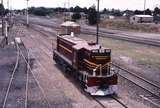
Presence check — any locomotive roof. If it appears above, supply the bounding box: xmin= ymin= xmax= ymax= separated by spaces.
xmin=58 ymin=35 xmax=104 ymax=51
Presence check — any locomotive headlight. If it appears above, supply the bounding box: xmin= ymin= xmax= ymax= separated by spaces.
xmin=111 ymin=68 xmax=115 ymax=71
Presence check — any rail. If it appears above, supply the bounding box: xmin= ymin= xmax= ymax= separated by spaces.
xmin=16 ymin=20 xmax=160 ymax=107
xmin=2 ymin=39 xmax=52 ymax=108
xmin=16 ymin=44 xmax=52 ymax=108
xmin=2 ymin=41 xmax=20 ymax=108
xmin=111 ymin=62 xmax=160 ymax=107
xmin=92 ymin=96 xmax=128 ymax=108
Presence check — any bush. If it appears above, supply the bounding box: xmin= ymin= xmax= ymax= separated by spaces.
xmin=33 ymin=7 xmax=49 ymax=16
xmin=0 ymin=4 xmax=5 ymax=15
xmin=72 ymin=12 xmax=81 ymax=21
xmin=88 ymin=7 xmax=97 ymax=25
xmin=28 ymin=7 xmax=54 ymax=16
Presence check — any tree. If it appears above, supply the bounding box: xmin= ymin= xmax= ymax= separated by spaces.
xmin=82 ymin=7 xmax=88 ymax=14
xmin=74 ymin=6 xmax=82 ymax=12
xmin=5 ymin=9 xmax=9 ymax=15
xmin=70 ymin=7 xmax=74 ymax=12
xmin=112 ymin=9 xmax=122 ymax=16
xmin=0 ymin=4 xmax=5 ymax=15
xmin=88 ymin=6 xmax=97 ymax=25
xmin=30 ymin=7 xmax=54 ymax=16
xmin=72 ymin=12 xmax=81 ymax=21
xmin=134 ymin=10 xmax=143 ymax=15
xmin=153 ymin=7 xmax=160 ymax=16
xmin=28 ymin=7 xmax=35 ymax=14
xmin=103 ymin=8 xmax=107 ymax=13
xmin=102 ymin=8 xmax=110 ymax=14
xmin=145 ymin=8 xmax=152 ymax=15
xmin=34 ymin=7 xmax=48 ymax=16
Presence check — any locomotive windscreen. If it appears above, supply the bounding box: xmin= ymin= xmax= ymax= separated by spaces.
xmin=91 ymin=49 xmax=111 ymax=56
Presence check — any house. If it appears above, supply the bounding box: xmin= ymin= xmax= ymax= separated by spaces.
xmin=101 ymin=14 xmax=115 ymax=19
xmin=60 ymin=21 xmax=81 ymax=34
xmin=130 ymin=15 xmax=153 ymax=24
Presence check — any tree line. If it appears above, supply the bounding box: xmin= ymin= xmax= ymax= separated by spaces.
xmin=26 ymin=6 xmax=160 ymax=24
xmin=0 ymin=4 xmax=10 ymax=16
xmin=1 ymin=4 xmax=160 ymax=25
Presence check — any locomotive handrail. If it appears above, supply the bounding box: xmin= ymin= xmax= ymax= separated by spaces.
xmin=82 ymin=58 xmax=114 ymax=76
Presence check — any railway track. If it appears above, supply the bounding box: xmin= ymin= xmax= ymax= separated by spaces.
xmin=17 ymin=18 xmax=160 ymax=47
xmin=31 ymin=24 xmax=160 ymax=108
xmin=17 ymin=43 xmax=52 ymax=108
xmin=92 ymin=96 xmax=128 ymax=108
xmin=81 ymin=28 xmax=160 ymax=47
xmin=33 ymin=22 xmax=160 ymax=47
xmin=2 ymin=40 xmax=32 ymax=108
xmin=14 ymin=21 xmax=160 ymax=107
xmin=19 ymin=23 xmax=73 ymax=108
xmin=2 ymin=41 xmax=20 ymax=108
xmin=112 ymin=63 xmax=160 ymax=107
xmin=29 ymin=22 xmax=160 ymax=90
xmin=28 ymin=22 xmax=160 ymax=107
xmin=28 ymin=23 xmax=129 ymax=108
xmin=2 ymin=24 xmax=52 ymax=108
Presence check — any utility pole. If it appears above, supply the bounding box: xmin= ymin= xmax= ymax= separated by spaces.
xmin=1 ymin=0 xmax=4 ymax=36
xmin=68 ymin=0 xmax=70 ymax=19
xmin=96 ymin=0 xmax=100 ymax=44
xmin=7 ymin=0 xmax=9 ymax=10
xmin=5 ymin=21 xmax=8 ymax=44
xmin=7 ymin=0 xmax=10 ymax=23
xmin=144 ymin=0 xmax=146 ymax=15
xmin=26 ymin=0 xmax=29 ymax=27
xmin=64 ymin=2 xmax=66 ymax=21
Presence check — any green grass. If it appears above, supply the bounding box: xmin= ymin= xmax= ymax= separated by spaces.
xmin=100 ymin=20 xmax=160 ymax=33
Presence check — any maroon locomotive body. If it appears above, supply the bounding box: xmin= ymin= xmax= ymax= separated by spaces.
xmin=53 ymin=34 xmax=118 ymax=95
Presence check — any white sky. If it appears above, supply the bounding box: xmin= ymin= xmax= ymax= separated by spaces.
xmin=2 ymin=0 xmax=160 ymax=10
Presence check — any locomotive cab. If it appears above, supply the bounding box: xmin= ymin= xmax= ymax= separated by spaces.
xmin=78 ymin=44 xmax=112 ymax=76
xmin=74 ymin=43 xmax=118 ymax=96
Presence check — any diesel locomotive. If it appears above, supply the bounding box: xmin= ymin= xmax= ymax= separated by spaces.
xmin=53 ymin=34 xmax=118 ymax=96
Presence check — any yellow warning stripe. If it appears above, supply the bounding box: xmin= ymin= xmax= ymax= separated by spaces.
xmin=95 ymin=58 xmax=107 ymax=60
xmin=83 ymin=59 xmax=97 ymax=67
xmin=86 ymin=66 xmax=94 ymax=70
xmin=84 ymin=62 xmax=96 ymax=68
xmin=59 ymin=44 xmax=72 ymax=53
xmin=84 ymin=59 xmax=111 ymax=70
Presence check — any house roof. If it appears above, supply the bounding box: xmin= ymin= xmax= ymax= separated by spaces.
xmin=61 ymin=21 xmax=80 ymax=27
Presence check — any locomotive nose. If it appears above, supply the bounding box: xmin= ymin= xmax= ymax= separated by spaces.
xmin=92 ymin=90 xmax=106 ymax=96
xmin=99 ymin=84 xmax=108 ymax=90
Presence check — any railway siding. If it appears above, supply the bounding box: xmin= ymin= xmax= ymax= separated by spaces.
xmin=111 ymin=63 xmax=160 ymax=107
